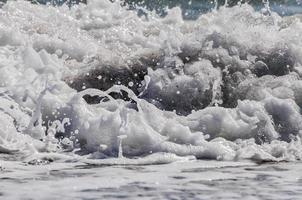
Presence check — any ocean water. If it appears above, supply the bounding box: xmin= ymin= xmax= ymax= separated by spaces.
xmin=0 ymin=0 xmax=302 ymax=199
xmin=1 ymin=157 xmax=302 ymax=199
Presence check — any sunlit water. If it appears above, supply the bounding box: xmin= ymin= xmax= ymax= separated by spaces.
xmin=1 ymin=0 xmax=302 ymax=198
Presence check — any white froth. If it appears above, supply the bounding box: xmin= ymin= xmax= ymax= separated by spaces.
xmin=0 ymin=0 xmax=301 ymax=163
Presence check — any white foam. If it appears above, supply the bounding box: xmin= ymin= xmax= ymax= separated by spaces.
xmin=0 ymin=0 xmax=301 ymax=163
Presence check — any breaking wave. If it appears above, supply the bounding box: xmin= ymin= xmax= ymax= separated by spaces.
xmin=1 ymin=0 xmax=302 ymax=164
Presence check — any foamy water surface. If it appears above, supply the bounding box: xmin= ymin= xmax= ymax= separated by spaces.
xmin=0 ymin=0 xmax=302 ymax=198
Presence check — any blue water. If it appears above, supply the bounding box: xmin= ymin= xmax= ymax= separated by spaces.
xmin=131 ymin=0 xmax=302 ymax=19
xmin=34 ymin=0 xmax=302 ymax=19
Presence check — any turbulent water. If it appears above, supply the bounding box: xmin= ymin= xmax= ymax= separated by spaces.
xmin=0 ymin=0 xmax=302 ymax=199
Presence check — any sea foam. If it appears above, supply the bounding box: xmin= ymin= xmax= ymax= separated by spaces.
xmin=0 ymin=0 xmax=302 ymax=163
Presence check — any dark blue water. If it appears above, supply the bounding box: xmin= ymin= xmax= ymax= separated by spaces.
xmin=130 ymin=0 xmax=302 ymax=19
xmin=34 ymin=0 xmax=302 ymax=19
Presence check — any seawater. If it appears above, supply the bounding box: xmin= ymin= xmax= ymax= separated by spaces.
xmin=0 ymin=0 xmax=301 ymax=199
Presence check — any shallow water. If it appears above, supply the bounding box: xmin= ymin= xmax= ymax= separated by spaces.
xmin=1 ymin=158 xmax=302 ymax=199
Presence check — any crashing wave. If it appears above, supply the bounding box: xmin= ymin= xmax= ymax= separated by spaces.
xmin=0 ymin=0 xmax=302 ymax=163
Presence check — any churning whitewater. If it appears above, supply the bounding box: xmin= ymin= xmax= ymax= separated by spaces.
xmin=0 ymin=0 xmax=302 ymax=164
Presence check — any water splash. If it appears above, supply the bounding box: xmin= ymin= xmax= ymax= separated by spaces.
xmin=0 ymin=0 xmax=301 ymax=163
